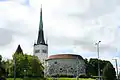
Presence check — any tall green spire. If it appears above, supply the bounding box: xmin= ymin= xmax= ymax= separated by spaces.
xmin=37 ymin=5 xmax=45 ymax=45
xmin=39 ymin=4 xmax=43 ymax=30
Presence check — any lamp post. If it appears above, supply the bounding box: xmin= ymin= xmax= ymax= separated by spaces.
xmin=112 ymin=59 xmax=119 ymax=80
xmin=24 ymin=69 xmax=26 ymax=78
xmin=14 ymin=56 xmax=16 ymax=80
xmin=44 ymin=59 xmax=48 ymax=78
xmin=95 ymin=41 xmax=101 ymax=80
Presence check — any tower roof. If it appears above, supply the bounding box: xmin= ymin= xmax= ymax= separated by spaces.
xmin=15 ymin=44 xmax=23 ymax=54
xmin=37 ymin=5 xmax=46 ymax=45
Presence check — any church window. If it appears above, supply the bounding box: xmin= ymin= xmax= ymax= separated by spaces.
xmin=35 ymin=50 xmax=40 ymax=53
xmin=42 ymin=50 xmax=47 ymax=53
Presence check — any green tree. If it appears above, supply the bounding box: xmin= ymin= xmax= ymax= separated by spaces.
xmin=84 ymin=58 xmax=95 ymax=77
xmin=8 ymin=53 xmax=44 ymax=78
xmin=32 ymin=56 xmax=44 ymax=77
xmin=103 ymin=62 xmax=116 ymax=80
xmin=2 ymin=59 xmax=10 ymax=77
xmin=0 ymin=55 xmax=6 ymax=79
xmin=89 ymin=58 xmax=101 ymax=76
xmin=2 ymin=45 xmax=44 ymax=79
xmin=88 ymin=58 xmax=110 ymax=76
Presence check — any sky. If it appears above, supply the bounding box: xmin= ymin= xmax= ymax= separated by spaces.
xmin=0 ymin=0 xmax=120 ymax=71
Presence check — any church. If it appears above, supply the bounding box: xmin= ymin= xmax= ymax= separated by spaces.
xmin=33 ymin=6 xmax=86 ymax=77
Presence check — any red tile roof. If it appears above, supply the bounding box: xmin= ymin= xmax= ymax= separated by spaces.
xmin=47 ymin=54 xmax=83 ymax=60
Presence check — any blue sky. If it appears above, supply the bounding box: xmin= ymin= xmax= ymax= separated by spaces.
xmin=0 ymin=0 xmax=120 ymax=72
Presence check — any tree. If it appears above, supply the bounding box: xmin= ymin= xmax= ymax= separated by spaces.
xmin=88 ymin=58 xmax=98 ymax=76
xmin=2 ymin=59 xmax=10 ymax=77
xmin=88 ymin=58 xmax=110 ymax=77
xmin=8 ymin=53 xmax=44 ymax=78
xmin=0 ymin=55 xmax=6 ymax=79
xmin=84 ymin=58 xmax=95 ymax=77
xmin=7 ymin=45 xmax=44 ymax=78
xmin=31 ymin=56 xmax=44 ymax=77
xmin=103 ymin=62 xmax=116 ymax=80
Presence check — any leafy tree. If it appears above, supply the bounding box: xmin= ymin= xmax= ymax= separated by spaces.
xmin=88 ymin=58 xmax=110 ymax=77
xmin=103 ymin=62 xmax=116 ymax=80
xmin=8 ymin=53 xmax=44 ymax=78
xmin=32 ymin=56 xmax=44 ymax=77
xmin=84 ymin=58 xmax=95 ymax=77
xmin=2 ymin=59 xmax=11 ymax=77
xmin=88 ymin=58 xmax=98 ymax=76
xmin=0 ymin=55 xmax=6 ymax=79
xmin=1 ymin=45 xmax=44 ymax=79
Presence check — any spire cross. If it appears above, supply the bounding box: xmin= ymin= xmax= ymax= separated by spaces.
xmin=41 ymin=4 xmax=42 ymax=8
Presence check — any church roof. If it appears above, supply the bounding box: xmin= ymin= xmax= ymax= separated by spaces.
xmin=37 ymin=6 xmax=46 ymax=45
xmin=47 ymin=54 xmax=84 ymax=60
xmin=15 ymin=44 xmax=23 ymax=54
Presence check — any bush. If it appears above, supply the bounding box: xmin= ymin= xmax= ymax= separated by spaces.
xmin=103 ymin=62 xmax=116 ymax=80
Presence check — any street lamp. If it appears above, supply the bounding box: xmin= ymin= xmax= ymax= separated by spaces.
xmin=24 ymin=69 xmax=26 ymax=78
xmin=112 ymin=59 xmax=119 ymax=80
xmin=95 ymin=41 xmax=101 ymax=80
xmin=14 ymin=56 xmax=16 ymax=80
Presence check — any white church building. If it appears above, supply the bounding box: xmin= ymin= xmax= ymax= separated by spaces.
xmin=33 ymin=7 xmax=48 ymax=64
xmin=33 ymin=7 xmax=86 ymax=77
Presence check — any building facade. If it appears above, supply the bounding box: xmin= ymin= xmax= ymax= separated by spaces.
xmin=33 ymin=7 xmax=48 ymax=64
xmin=45 ymin=54 xmax=86 ymax=77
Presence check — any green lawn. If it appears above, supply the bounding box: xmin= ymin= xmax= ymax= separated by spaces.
xmin=48 ymin=78 xmax=95 ymax=80
xmin=7 ymin=78 xmax=43 ymax=80
xmin=7 ymin=78 xmax=23 ymax=80
xmin=7 ymin=78 xmax=95 ymax=80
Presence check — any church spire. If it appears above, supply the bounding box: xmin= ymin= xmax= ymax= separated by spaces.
xmin=39 ymin=4 xmax=43 ymax=30
xmin=37 ymin=5 xmax=45 ymax=45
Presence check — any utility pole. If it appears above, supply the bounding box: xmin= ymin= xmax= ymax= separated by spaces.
xmin=14 ymin=56 xmax=16 ymax=80
xmin=95 ymin=41 xmax=101 ymax=80
xmin=112 ymin=59 xmax=119 ymax=80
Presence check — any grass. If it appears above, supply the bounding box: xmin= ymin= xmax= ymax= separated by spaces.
xmin=7 ymin=78 xmax=43 ymax=80
xmin=7 ymin=78 xmax=23 ymax=80
xmin=48 ymin=78 xmax=95 ymax=80
xmin=7 ymin=78 xmax=95 ymax=80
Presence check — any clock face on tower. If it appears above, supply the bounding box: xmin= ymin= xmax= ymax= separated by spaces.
xmin=42 ymin=49 xmax=47 ymax=53
xmin=35 ymin=49 xmax=47 ymax=53
xmin=35 ymin=50 xmax=40 ymax=53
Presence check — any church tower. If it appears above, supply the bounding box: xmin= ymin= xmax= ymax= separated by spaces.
xmin=34 ymin=6 xmax=48 ymax=64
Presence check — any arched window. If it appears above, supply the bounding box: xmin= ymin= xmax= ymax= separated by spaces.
xmin=35 ymin=50 xmax=40 ymax=53
xmin=42 ymin=50 xmax=47 ymax=53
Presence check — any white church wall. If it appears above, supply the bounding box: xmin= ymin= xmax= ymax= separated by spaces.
xmin=34 ymin=44 xmax=48 ymax=64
